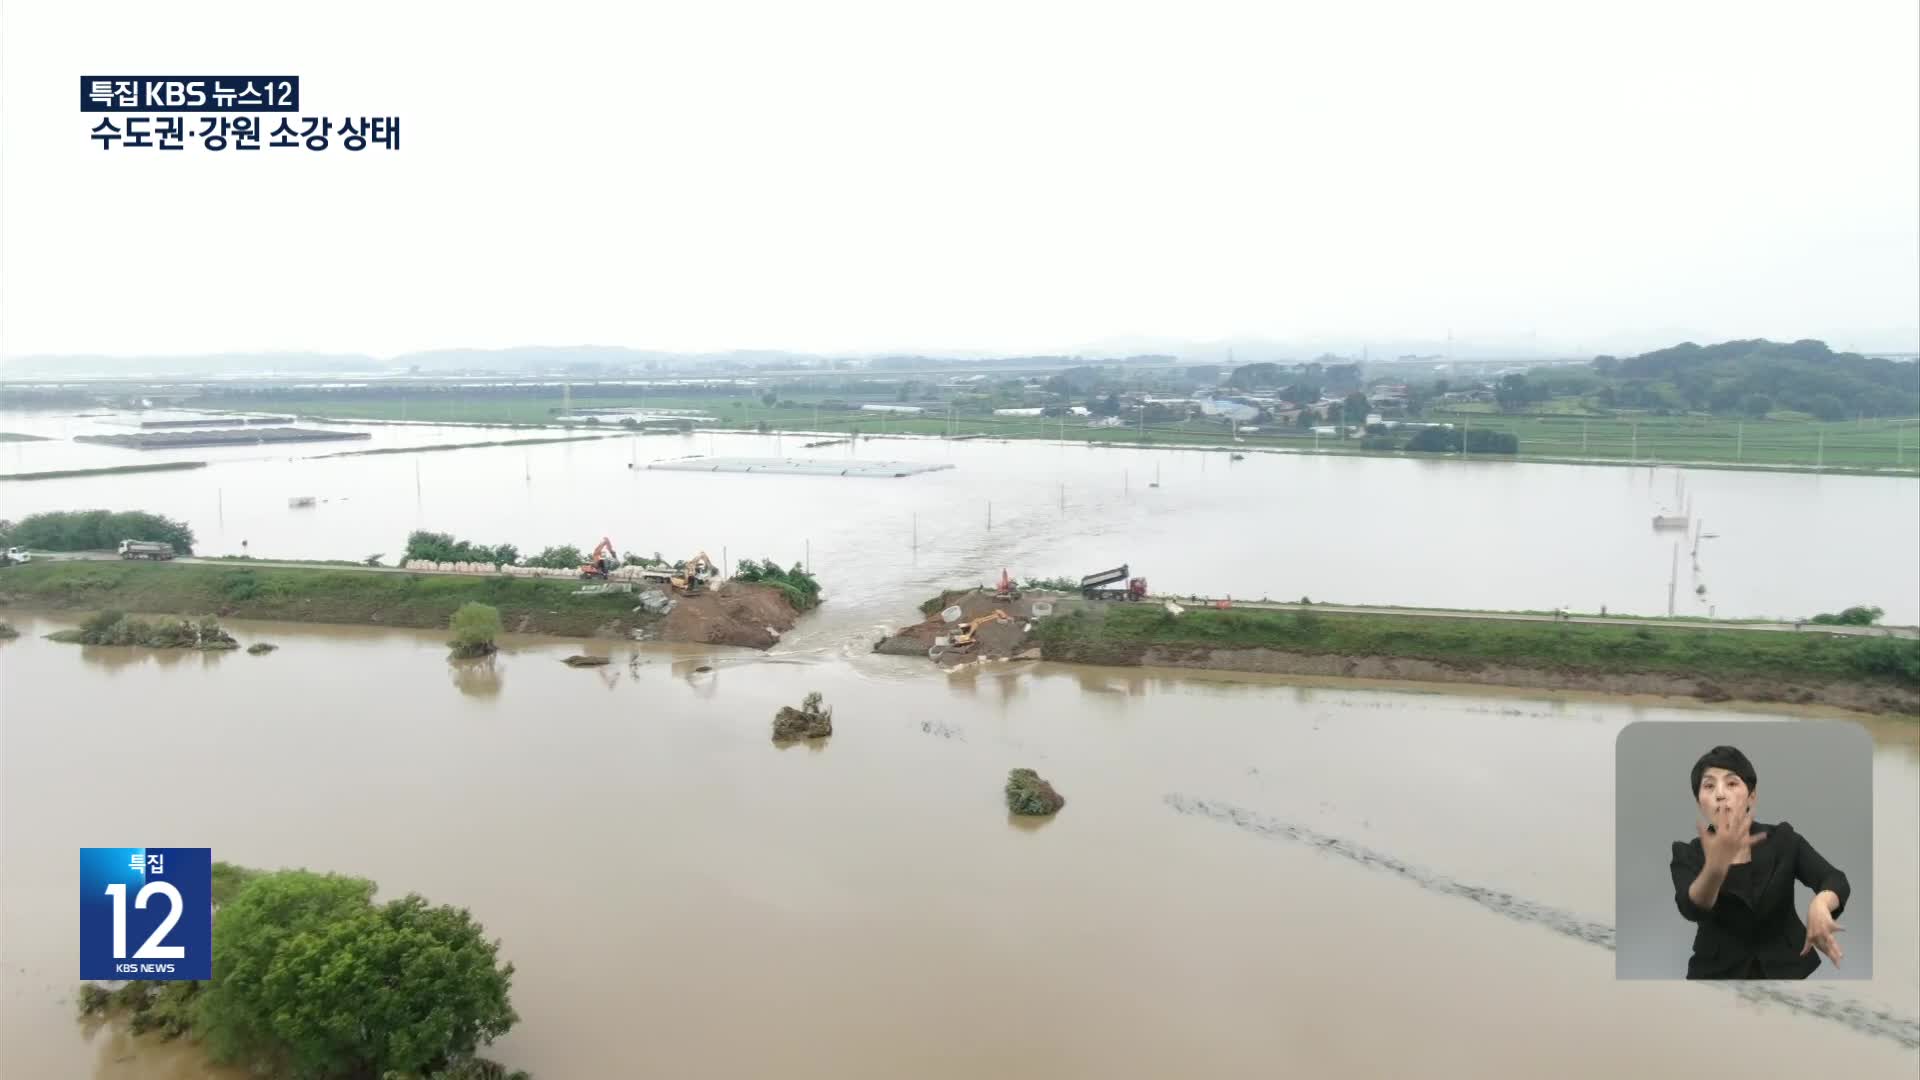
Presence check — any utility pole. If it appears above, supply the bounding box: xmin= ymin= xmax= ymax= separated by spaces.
xmin=1817 ymin=431 xmax=1824 ymax=471
xmin=1667 ymin=542 xmax=1679 ymax=617
xmin=1736 ymin=422 xmax=1743 ymax=461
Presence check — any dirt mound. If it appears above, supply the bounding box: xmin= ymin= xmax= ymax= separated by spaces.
xmin=875 ymin=587 xmax=1048 ymax=665
xmin=659 ymin=581 xmax=799 ymax=650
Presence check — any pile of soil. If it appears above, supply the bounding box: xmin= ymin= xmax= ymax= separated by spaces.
xmin=658 ymin=581 xmax=799 ymax=650
xmin=874 ymin=587 xmax=1053 ymax=665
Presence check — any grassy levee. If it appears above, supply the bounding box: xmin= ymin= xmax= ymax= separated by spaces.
xmin=0 ymin=461 xmax=209 ymax=482
xmin=0 ymin=560 xmax=648 ymax=637
xmin=1031 ymin=604 xmax=1920 ymax=693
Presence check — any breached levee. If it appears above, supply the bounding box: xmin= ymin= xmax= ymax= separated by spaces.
xmin=1164 ymin=793 xmax=1920 ymax=1050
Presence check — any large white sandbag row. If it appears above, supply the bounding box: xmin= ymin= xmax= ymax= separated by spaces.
xmin=397 ymin=560 xmax=668 ymax=582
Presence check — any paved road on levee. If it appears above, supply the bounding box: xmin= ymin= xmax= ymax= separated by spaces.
xmin=1051 ymin=592 xmax=1919 ymax=639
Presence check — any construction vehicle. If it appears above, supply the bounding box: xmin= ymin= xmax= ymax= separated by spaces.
xmin=949 ymin=610 xmax=1010 ymax=650
xmin=1081 ymin=564 xmax=1147 ymax=601
xmin=994 ymin=568 xmax=1019 ymax=601
xmin=578 ymin=537 xmax=619 ymax=580
xmin=118 ymin=539 xmax=175 ymax=561
xmin=641 ymin=551 xmax=719 ymax=594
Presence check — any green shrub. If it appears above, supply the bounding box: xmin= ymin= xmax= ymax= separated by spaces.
xmin=732 ymin=558 xmax=821 ymax=610
xmin=1847 ymin=639 xmax=1920 ymax=683
xmin=1006 ymin=768 xmax=1065 ymax=816
xmin=404 ymin=531 xmax=518 ymax=567
xmin=223 ymin=572 xmax=259 ymax=602
xmin=449 ymin=602 xmax=503 ymax=658
xmin=1811 ymin=605 xmax=1884 ymax=626
xmin=526 ymin=545 xmax=585 ymax=570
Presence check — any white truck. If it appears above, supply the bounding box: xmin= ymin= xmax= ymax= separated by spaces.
xmin=119 ymin=539 xmax=176 ymax=560
xmin=3 ymin=546 xmax=30 ymax=564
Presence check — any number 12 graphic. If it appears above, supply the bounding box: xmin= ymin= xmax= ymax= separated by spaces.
xmin=79 ymin=848 xmax=211 ymax=980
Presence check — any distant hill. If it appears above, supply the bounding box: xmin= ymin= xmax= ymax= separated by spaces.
xmin=1583 ymin=339 xmax=1919 ymax=418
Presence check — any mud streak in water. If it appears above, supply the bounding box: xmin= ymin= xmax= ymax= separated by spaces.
xmin=1163 ymin=794 xmax=1919 ymax=1050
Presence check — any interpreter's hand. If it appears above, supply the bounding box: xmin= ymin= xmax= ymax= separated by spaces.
xmin=1697 ymin=804 xmax=1766 ymax=869
xmin=1802 ymin=899 xmax=1845 ymax=967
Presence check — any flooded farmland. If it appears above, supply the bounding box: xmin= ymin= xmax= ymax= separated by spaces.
xmin=2 ymin=417 xmax=1918 ymax=1077
xmin=1 ymin=414 xmax=1917 ymax=627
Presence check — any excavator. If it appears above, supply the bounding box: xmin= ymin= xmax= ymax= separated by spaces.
xmin=949 ymin=609 xmax=1010 ymax=650
xmin=578 ymin=537 xmax=619 ymax=580
xmin=642 ymin=550 xmax=720 ymax=595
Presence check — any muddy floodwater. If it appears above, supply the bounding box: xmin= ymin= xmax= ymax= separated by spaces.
xmin=1 ymin=415 xmax=1916 ymax=625
xmin=3 ymin=615 xmax=1917 ymax=1078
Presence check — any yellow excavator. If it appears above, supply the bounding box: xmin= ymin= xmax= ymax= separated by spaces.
xmin=949 ymin=609 xmax=1010 ymax=650
xmin=643 ymin=550 xmax=720 ymax=595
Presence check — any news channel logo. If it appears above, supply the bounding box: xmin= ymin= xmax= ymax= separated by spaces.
xmin=79 ymin=847 xmax=212 ymax=980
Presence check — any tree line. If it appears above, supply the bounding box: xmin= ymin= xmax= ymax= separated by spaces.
xmin=0 ymin=510 xmax=195 ymax=553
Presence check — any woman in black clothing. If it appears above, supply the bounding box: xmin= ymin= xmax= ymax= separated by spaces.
xmin=1669 ymin=745 xmax=1850 ymax=979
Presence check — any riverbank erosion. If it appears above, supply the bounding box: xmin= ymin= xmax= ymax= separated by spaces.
xmin=1027 ymin=602 xmax=1920 ymax=715
xmin=0 ymin=561 xmax=802 ymax=647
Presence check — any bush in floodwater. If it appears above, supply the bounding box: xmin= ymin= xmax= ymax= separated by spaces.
xmin=65 ymin=612 xmax=240 ymax=650
xmin=448 ymin=602 xmax=502 ymax=658
xmin=1006 ymin=767 xmax=1065 ymax=816
xmin=772 ymin=691 xmax=833 ymax=740
xmin=0 ymin=622 xmax=18 ymax=640
xmin=187 ymin=868 xmax=519 ymax=1079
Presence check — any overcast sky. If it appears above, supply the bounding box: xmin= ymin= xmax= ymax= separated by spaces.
xmin=2 ymin=0 xmax=1916 ymax=360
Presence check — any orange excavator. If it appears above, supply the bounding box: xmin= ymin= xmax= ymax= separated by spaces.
xmin=995 ymin=568 xmax=1019 ymax=601
xmin=640 ymin=550 xmax=719 ymax=594
xmin=578 ymin=537 xmax=619 ymax=580
xmin=950 ymin=609 xmax=1010 ymax=650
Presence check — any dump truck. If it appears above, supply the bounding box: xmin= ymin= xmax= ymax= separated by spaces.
xmin=1081 ymin=564 xmax=1147 ymax=601
xmin=119 ymin=539 xmax=175 ymax=560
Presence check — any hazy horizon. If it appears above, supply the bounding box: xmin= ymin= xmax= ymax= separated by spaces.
xmin=3 ymin=0 xmax=1917 ymax=360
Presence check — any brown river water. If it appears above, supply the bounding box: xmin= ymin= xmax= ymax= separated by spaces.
xmin=3 ymin=415 xmax=1919 ymax=1076
xmin=2 ymin=614 xmax=1917 ymax=1078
